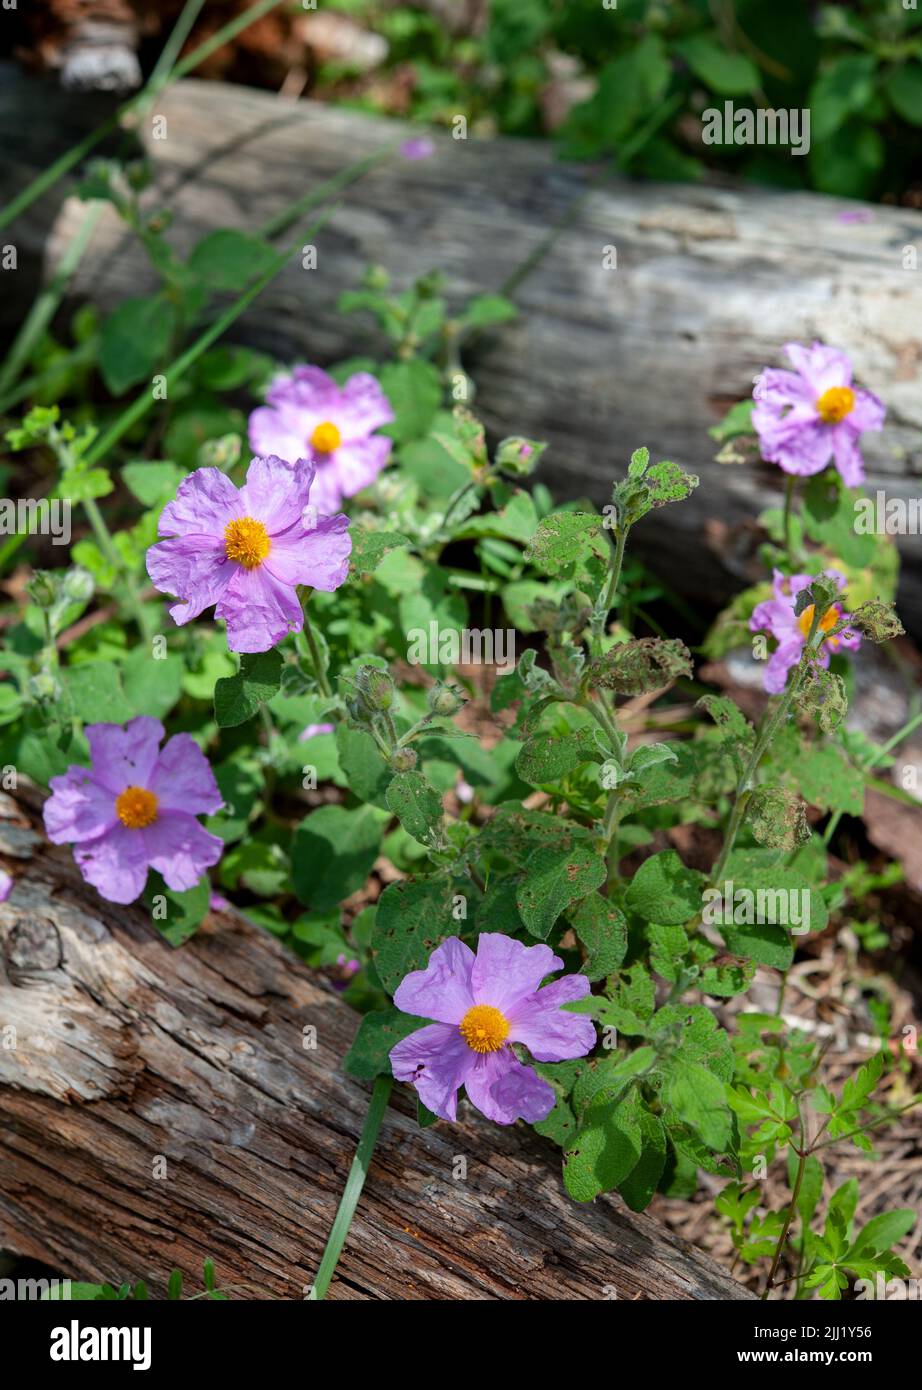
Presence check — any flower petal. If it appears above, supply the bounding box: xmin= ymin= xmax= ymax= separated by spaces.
xmin=337 ymin=372 xmax=395 ymax=435
xmin=158 ymin=467 xmax=242 ymax=538
xmin=146 ymin=534 xmax=234 ymax=626
xmin=85 ymin=717 xmax=164 ymax=793
xmin=44 ymin=766 xmax=117 ymax=844
xmin=239 ymin=455 xmax=314 ymax=535
xmin=73 ymin=824 xmax=151 ymax=904
xmin=262 ymin=513 xmax=352 ymax=591
xmin=393 ymin=936 xmax=475 ymax=1024
xmin=831 ymin=425 xmax=866 ymax=487
xmin=215 ymin=565 xmax=303 ymax=653
xmin=150 ymin=733 xmax=223 ymax=816
xmin=463 ymin=1048 xmax=555 ymax=1125
xmin=247 ymin=405 xmax=305 ymax=469
xmin=470 ymin=933 xmax=562 ymax=1013
xmin=507 ymin=973 xmax=596 ymax=1061
xmin=142 ymin=812 xmax=223 ymax=892
xmin=389 ymin=1022 xmax=475 ymax=1121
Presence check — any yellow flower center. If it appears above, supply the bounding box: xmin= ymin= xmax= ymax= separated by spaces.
xmin=310 ymin=420 xmax=342 ymax=454
xmin=115 ymin=786 xmax=158 ymax=829
xmin=797 ymin=603 xmax=840 ymax=640
xmin=815 ymin=386 xmax=855 ymax=424
xmin=224 ymin=516 xmax=271 ymax=569
xmin=459 ymin=1004 xmax=509 ymax=1054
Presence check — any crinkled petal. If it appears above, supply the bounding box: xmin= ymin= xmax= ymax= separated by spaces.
xmin=262 ymin=512 xmax=351 ymax=591
xmin=239 ymin=455 xmax=315 ymax=536
xmin=150 ymin=733 xmax=223 ymax=816
xmin=393 ymin=936 xmax=475 ymax=1024
xmin=146 ymin=534 xmax=234 ymax=626
xmin=470 ymin=934 xmax=563 ymax=1013
xmin=849 ymin=388 xmax=885 ymax=434
xmin=86 ymin=717 xmax=165 ymax=793
xmin=784 ymin=341 xmax=852 ymax=396
xmin=750 ymin=597 xmax=797 ymax=639
xmin=389 ymin=1022 xmax=475 ymax=1121
xmin=247 ymin=405 xmax=305 ymax=470
xmin=44 ymin=766 xmax=117 ymax=844
xmin=319 ymin=437 xmax=392 ymax=502
xmin=158 ymin=467 xmax=242 ymax=538
xmin=216 ymin=565 xmax=303 ymax=653
xmin=337 ymin=372 xmax=395 ymax=434
xmin=507 ymin=973 xmax=596 ymax=1061
xmin=463 ymin=1048 xmax=555 ymax=1125
xmin=73 ymin=823 xmax=150 ymax=904
xmin=831 ymin=425 xmax=866 ymax=488
xmin=764 ymin=638 xmax=804 ymax=694
xmin=142 ymin=812 xmax=223 ymax=892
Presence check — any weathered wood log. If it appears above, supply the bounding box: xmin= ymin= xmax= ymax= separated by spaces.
xmin=0 ymin=789 xmax=752 ymax=1300
xmin=1 ymin=65 xmax=920 ymax=632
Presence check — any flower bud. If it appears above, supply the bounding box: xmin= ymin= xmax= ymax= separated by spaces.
xmin=391 ymin=746 xmax=418 ymax=772
xmin=427 ymin=681 xmax=465 ymax=716
xmin=355 ymin=664 xmax=394 ymax=711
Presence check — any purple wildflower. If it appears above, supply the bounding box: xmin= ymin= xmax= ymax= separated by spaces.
xmin=146 ymin=455 xmax=351 ymax=654
xmin=0 ymin=868 xmax=12 ymax=903
xmin=43 ymin=717 xmax=223 ymax=905
xmin=750 ymin=568 xmax=861 ymax=694
xmin=298 ymin=722 xmax=335 ymax=742
xmin=209 ymin=892 xmax=231 ymax=912
xmin=400 ymin=135 xmax=435 ymax=161
xmin=389 ymin=933 xmax=595 ymax=1125
xmin=752 ymin=341 xmax=884 ymax=486
xmin=248 ymin=368 xmax=394 ymax=515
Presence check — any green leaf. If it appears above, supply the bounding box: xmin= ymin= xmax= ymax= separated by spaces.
xmin=121 ymin=649 xmax=183 ymax=720
xmin=625 ymin=850 xmax=704 ymax=925
xmin=619 ymin=1109 xmax=667 ymax=1212
xmin=885 ymin=63 xmax=922 ymax=126
xmin=343 ymin=1007 xmax=428 ymax=1080
xmin=563 ymin=1089 xmax=642 ymax=1203
xmin=676 ymin=32 xmax=760 ymax=96
xmin=460 ymin=294 xmax=517 ymax=329
xmin=524 ymin=511 xmax=604 ymax=576
xmin=379 ymin=359 xmax=441 ymax=443
xmin=748 ymin=785 xmax=810 ymax=850
xmin=371 ymin=874 xmax=458 ymax=995
xmin=851 ymin=1209 xmax=916 ymax=1258
xmin=808 ymin=55 xmax=878 ymax=142
xmin=63 ymin=661 xmax=133 ymax=724
xmin=786 ymin=742 xmax=863 ymax=816
xmin=99 ymin=297 xmax=174 ymax=395
xmin=591 ymin=637 xmax=692 ymax=695
xmin=515 ymin=725 xmax=602 ymax=786
xmin=167 ymin=1270 xmax=183 ymax=1301
xmin=292 ymin=804 xmax=382 ymax=911
xmin=516 ymin=841 xmax=607 ymax=939
xmin=349 ymin=529 xmax=411 ymax=577
xmin=121 ymin=460 xmax=185 ymax=509
xmin=335 ymin=724 xmax=392 ymax=807
xmin=148 ymin=876 xmax=211 ymax=947
xmin=187 ymin=229 xmax=277 ymax=290
xmin=570 ymin=894 xmax=628 ymax=981
xmin=385 ymin=770 xmax=444 ymax=847
xmin=214 ymin=650 xmax=283 ymax=728
xmin=665 ymin=1061 xmax=732 ymax=1151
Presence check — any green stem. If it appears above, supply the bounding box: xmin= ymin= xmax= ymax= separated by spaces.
xmin=762 ymin=1107 xmax=806 ymax=1299
xmin=299 ymin=596 xmax=332 ymax=700
xmin=0 ymin=0 xmax=288 ymax=232
xmin=591 ymin=526 xmax=628 ymax=651
xmin=0 ymin=202 xmax=106 ymax=398
xmin=82 ymin=496 xmax=147 ymax=633
xmin=308 ymin=1075 xmax=392 ymax=1301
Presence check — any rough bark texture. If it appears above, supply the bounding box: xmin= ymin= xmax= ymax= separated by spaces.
xmin=1 ymin=66 xmax=921 ymax=631
xmin=0 ymin=787 xmax=752 ymax=1301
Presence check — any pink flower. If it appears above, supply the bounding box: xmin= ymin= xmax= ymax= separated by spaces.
xmin=0 ymin=868 xmax=12 ymax=903
xmin=248 ymin=368 xmax=393 ymax=515
xmin=389 ymin=933 xmax=595 ymax=1124
xmin=752 ymin=342 xmax=884 ymax=486
xmin=147 ymin=455 xmax=351 ymax=653
xmin=400 ymin=136 xmax=435 ymax=161
xmin=750 ymin=568 xmax=861 ymax=694
xmin=298 ymin=722 xmax=335 ymax=742
xmin=43 ymin=717 xmax=223 ymax=905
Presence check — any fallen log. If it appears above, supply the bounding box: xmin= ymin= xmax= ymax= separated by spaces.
xmin=0 ymin=788 xmax=752 ymax=1300
xmin=1 ymin=67 xmax=921 ymax=632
